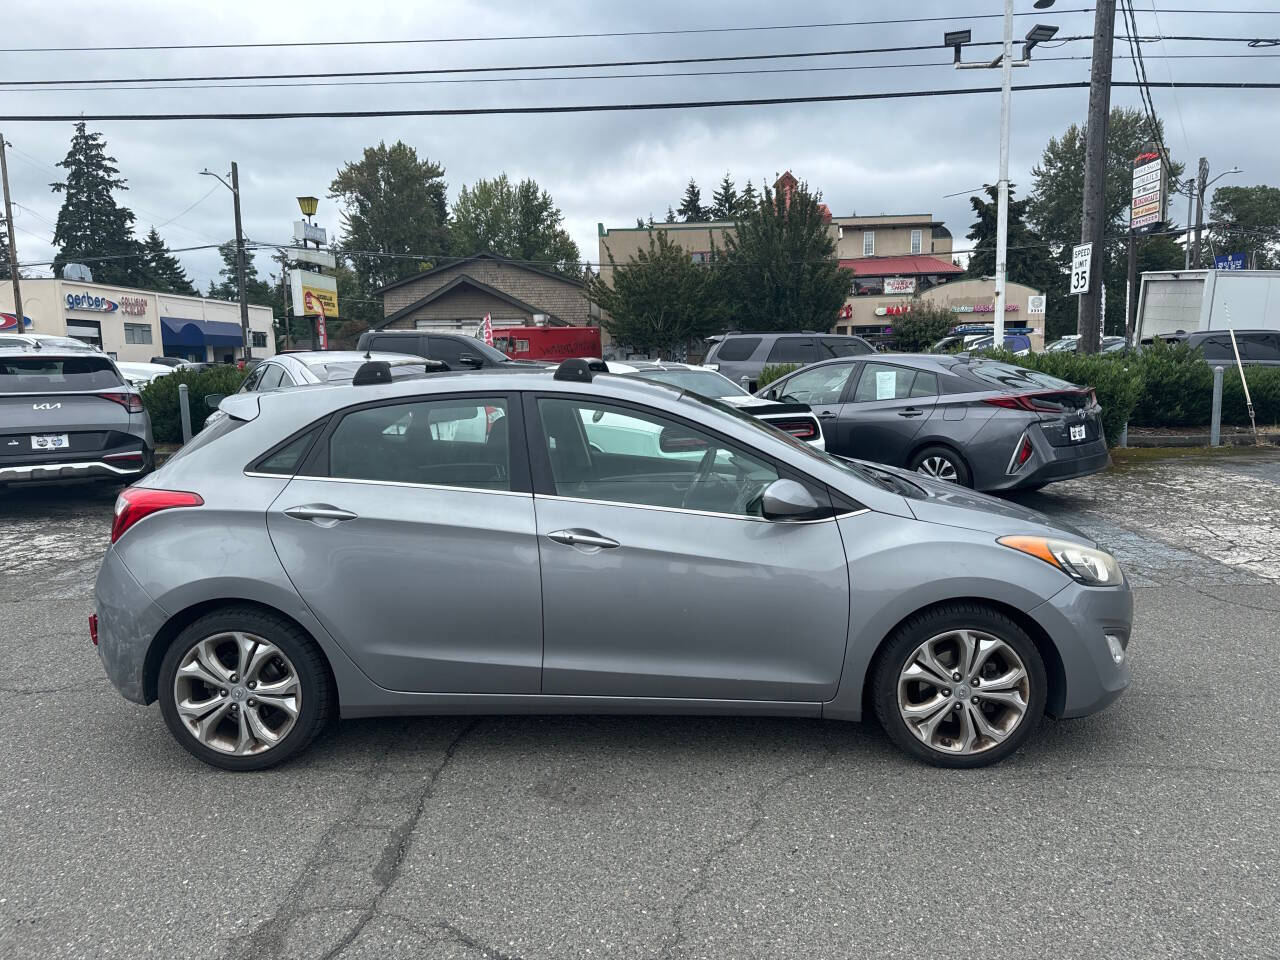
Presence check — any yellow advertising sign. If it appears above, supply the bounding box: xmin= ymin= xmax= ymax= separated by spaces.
xmin=289 ymin=269 xmax=339 ymax=318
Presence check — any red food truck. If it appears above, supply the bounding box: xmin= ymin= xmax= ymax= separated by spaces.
xmin=491 ymin=326 xmax=602 ymax=362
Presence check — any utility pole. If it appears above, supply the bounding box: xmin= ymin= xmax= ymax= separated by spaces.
xmin=1075 ymin=0 xmax=1117 ymax=354
xmin=1126 ymin=232 xmax=1137 ymax=344
xmin=0 ymin=133 xmax=25 ymax=336
xmin=1184 ymin=178 xmax=1195 ymax=269
xmin=230 ymin=162 xmax=252 ymax=361
xmin=1191 ymin=157 xmax=1208 ymax=268
xmin=992 ymin=0 xmax=1015 ymax=349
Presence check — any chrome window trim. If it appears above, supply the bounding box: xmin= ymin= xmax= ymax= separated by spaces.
xmin=246 ymin=471 xmax=532 ymax=498
xmin=534 ymin=492 xmax=868 ymax=525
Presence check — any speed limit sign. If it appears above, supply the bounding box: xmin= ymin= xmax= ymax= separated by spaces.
xmin=1070 ymin=242 xmax=1093 ymax=296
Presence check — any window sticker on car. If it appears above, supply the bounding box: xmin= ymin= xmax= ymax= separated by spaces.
xmin=876 ymin=370 xmax=896 ymax=400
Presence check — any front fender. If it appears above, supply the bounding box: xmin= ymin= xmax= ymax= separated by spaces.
xmin=824 ymin=512 xmax=1072 ymax=721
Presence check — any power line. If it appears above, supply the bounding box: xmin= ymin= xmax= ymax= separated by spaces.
xmin=3 ymin=10 xmax=1277 ymax=55
xmin=2 ymin=80 xmax=1277 ymax=123
xmin=5 ymin=52 xmax=1278 ymax=96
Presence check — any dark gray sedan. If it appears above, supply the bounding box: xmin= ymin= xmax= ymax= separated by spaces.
xmin=757 ymin=355 xmax=1109 ymax=492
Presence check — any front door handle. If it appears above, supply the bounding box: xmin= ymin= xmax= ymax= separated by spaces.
xmin=897 ymin=408 xmax=925 ymax=418
xmin=547 ymin=528 xmax=620 ymax=549
xmin=284 ymin=503 xmax=358 ymax=524
xmin=818 ymin=411 xmax=838 ymax=419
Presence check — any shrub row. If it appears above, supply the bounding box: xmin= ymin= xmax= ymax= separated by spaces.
xmin=141 ymin=365 xmax=248 ymax=444
xmin=998 ymin=341 xmax=1280 ymax=443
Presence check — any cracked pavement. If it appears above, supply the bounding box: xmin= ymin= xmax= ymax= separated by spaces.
xmin=1 ymin=449 xmax=1279 ymax=960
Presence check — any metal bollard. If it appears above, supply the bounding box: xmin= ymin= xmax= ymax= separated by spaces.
xmin=178 ymin=382 xmax=192 ymax=444
xmin=1119 ymin=423 xmax=1127 ymax=448
xmin=1210 ymin=366 xmax=1224 ymax=447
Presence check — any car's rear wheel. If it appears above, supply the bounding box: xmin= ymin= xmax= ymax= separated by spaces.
xmin=908 ymin=445 xmax=972 ymax=486
xmin=871 ymin=604 xmax=1047 ymax=768
xmin=158 ymin=608 xmax=333 ymax=771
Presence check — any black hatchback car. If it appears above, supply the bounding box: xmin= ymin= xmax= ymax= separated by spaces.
xmin=757 ymin=354 xmax=1109 ymax=492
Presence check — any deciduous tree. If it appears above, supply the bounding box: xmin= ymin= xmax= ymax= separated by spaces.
xmin=1208 ymin=184 xmax=1280 ymax=269
xmin=450 ymin=173 xmax=580 ymax=276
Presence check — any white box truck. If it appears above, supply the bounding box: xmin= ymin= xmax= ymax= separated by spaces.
xmin=1135 ymin=269 xmax=1280 ymax=340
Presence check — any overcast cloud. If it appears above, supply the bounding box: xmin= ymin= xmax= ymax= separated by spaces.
xmin=3 ymin=0 xmax=1277 ymax=290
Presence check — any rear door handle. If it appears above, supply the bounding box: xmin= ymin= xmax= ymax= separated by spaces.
xmin=547 ymin=528 xmax=620 ymax=549
xmin=818 ymin=411 xmax=838 ymax=419
xmin=284 ymin=503 xmax=358 ymax=524
xmin=898 ymin=408 xmax=924 ymax=418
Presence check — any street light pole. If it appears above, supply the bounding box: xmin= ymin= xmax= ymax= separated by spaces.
xmin=200 ymin=163 xmax=253 ymax=362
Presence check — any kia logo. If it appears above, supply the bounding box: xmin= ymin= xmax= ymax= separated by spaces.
xmin=33 ymin=402 xmax=62 ymax=410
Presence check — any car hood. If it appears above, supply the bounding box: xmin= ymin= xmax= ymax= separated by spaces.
xmin=721 ymin=395 xmax=813 ymax=415
xmin=851 ymin=460 xmax=1095 ymax=545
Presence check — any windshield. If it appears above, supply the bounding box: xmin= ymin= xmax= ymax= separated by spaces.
xmin=630 ymin=369 xmax=747 ymax=397
xmin=0 ymin=355 xmax=123 ymax=392
xmin=960 ymin=360 xmax=1075 ymax=392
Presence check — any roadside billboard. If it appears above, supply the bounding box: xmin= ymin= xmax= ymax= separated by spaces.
xmin=1131 ymin=150 xmax=1168 ymax=233
xmin=289 ymin=269 xmax=339 ymax=318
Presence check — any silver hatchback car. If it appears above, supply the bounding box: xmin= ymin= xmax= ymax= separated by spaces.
xmin=93 ymin=360 xmax=1133 ymax=770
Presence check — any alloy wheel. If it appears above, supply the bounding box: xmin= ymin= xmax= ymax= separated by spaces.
xmin=173 ymin=632 xmax=302 ymax=755
xmin=916 ymin=456 xmax=959 ymax=482
xmin=896 ymin=629 xmax=1030 ymax=756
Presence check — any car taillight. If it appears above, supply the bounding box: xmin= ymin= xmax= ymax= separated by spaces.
xmin=111 ymin=487 xmax=203 ymax=543
xmin=99 ymin=391 xmax=145 ymax=414
xmin=983 ymin=392 xmax=1069 ymax=413
xmin=1007 ymin=433 xmax=1034 ymax=473
xmin=773 ymin=418 xmax=819 ymax=440
xmin=89 ymin=613 xmax=99 ymax=646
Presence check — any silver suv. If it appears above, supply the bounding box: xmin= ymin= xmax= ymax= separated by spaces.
xmin=705 ymin=332 xmax=876 ymax=390
xmin=0 ymin=344 xmax=154 ymax=484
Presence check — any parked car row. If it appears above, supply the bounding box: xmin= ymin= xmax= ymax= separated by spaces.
xmin=94 ymin=356 xmax=1133 ymax=773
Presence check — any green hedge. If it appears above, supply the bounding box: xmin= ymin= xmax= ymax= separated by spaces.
xmin=141 ymin=366 xmax=249 ymax=443
xmin=757 ymin=363 xmax=799 ymax=388
xmin=994 ymin=340 xmax=1280 ymax=442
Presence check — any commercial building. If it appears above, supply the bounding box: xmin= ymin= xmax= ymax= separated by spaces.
xmin=596 ymin=171 xmax=1044 ymax=348
xmin=0 ymin=277 xmax=276 ymax=363
xmin=375 ymin=252 xmax=595 ymax=333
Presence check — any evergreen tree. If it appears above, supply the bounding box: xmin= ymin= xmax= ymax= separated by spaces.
xmin=740 ymin=180 xmax=759 ymax=213
xmin=208 ymin=240 xmax=273 ymax=305
xmin=710 ymin=173 xmax=739 ymax=221
xmin=636 ymin=217 xmax=646 ymax=229
xmin=714 ymin=181 xmax=852 ymax=332
xmin=665 ymin=207 xmax=677 ymax=224
xmin=139 ymin=227 xmax=196 ymax=294
xmin=677 ymin=179 xmax=707 ymax=222
xmin=964 ymin=185 xmax=1059 ymax=294
xmin=50 ymin=122 xmax=144 ymax=286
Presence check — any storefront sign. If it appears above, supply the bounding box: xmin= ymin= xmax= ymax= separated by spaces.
xmin=836 ymin=304 xmax=853 ymax=320
xmin=876 ymin=304 xmax=913 ymax=317
xmin=1131 ymin=152 xmax=1168 ymax=233
xmin=1027 ymin=295 xmax=1046 ymax=314
xmin=950 ymin=303 xmax=1018 ymax=313
xmin=0 ymin=312 xmax=33 ymax=330
xmin=292 ymin=220 xmax=328 ymax=247
xmin=884 ymin=277 xmax=916 ymax=295
xmin=64 ymin=291 xmax=118 ymax=313
xmin=290 ymin=269 xmax=339 ymax=318
xmin=1214 ymin=253 xmax=1246 ymax=271
xmin=118 ymin=296 xmax=149 ymax=316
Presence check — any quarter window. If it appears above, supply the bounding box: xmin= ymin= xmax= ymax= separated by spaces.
xmin=255 ymin=425 xmax=322 ymax=476
xmin=537 ymin=398 xmax=779 ymax=517
xmin=327 ymin=398 xmax=510 ymax=489
xmin=257 ymin=365 xmax=286 ymax=391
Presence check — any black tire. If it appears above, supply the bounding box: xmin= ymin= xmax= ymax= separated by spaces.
xmin=871 ymin=603 xmax=1047 ymax=769
xmin=158 ymin=607 xmax=334 ymax=771
xmin=907 ymin=445 xmax=973 ymax=487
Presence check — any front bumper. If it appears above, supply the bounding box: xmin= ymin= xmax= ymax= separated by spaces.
xmin=94 ymin=545 xmax=169 ymax=704
xmin=1027 ymin=579 xmax=1134 ymax=718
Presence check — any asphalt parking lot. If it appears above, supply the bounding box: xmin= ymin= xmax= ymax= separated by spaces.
xmin=2 ymin=449 xmax=1279 ymax=960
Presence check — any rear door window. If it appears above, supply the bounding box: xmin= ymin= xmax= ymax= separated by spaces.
xmin=852 ymin=363 xmax=919 ymax=402
xmin=1241 ymin=333 xmax=1280 ymax=362
xmin=326 ymin=397 xmax=510 ymax=489
xmin=1198 ymin=335 xmax=1234 ymax=361
xmin=712 ymin=337 xmax=761 ymax=362
xmin=766 ymin=338 xmax=816 ymax=364
xmin=820 ymin=337 xmax=872 ymax=358
xmin=0 ymin=355 xmax=122 ymax=392
xmin=368 ymin=335 xmax=422 ymax=355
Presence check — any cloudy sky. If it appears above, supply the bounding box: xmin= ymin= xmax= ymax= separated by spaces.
xmin=3 ymin=0 xmax=1277 ymax=290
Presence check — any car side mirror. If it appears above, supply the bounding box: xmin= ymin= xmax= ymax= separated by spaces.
xmin=760 ymin=479 xmax=822 ymax=521
xmin=204 ymin=393 xmax=226 ymax=410
xmin=458 ymin=355 xmax=484 ymax=368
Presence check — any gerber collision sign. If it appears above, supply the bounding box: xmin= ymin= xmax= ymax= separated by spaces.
xmin=64 ymin=291 xmax=119 ymax=313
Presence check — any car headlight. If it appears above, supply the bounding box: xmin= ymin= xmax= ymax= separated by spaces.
xmin=998 ymin=535 xmax=1123 ymax=586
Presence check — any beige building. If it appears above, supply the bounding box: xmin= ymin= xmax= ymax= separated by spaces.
xmin=915 ymin=277 xmax=1047 ymax=351
xmin=376 ymin=253 xmax=594 ymax=331
xmin=1 ymin=277 xmax=276 ymax=363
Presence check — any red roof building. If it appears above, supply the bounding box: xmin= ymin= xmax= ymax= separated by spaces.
xmin=839 ymin=255 xmax=964 ymax=278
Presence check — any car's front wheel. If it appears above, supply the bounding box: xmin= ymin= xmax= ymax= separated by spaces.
xmin=158 ymin=608 xmax=333 ymax=770
xmin=871 ymin=604 xmax=1047 ymax=768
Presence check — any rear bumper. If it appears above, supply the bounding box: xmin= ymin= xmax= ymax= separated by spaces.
xmin=94 ymin=545 xmax=169 ymax=705
xmin=0 ymin=456 xmax=148 ymax=483
xmin=991 ymin=438 xmax=1110 ymax=491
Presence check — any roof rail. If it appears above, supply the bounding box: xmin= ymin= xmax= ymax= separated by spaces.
xmin=352 ymin=360 xmax=392 ymax=386
xmin=554 ymin=358 xmax=594 ymax=383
